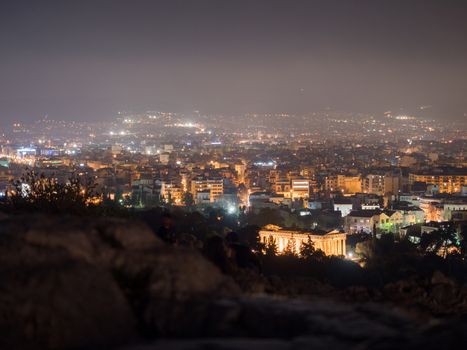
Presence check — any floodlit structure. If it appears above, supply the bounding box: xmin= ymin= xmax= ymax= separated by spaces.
xmin=259 ymin=224 xmax=346 ymax=256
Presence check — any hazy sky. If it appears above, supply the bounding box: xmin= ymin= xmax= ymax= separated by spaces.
xmin=1 ymin=0 xmax=467 ymax=123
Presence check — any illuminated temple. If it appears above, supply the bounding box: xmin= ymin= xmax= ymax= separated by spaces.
xmin=259 ymin=224 xmax=346 ymax=256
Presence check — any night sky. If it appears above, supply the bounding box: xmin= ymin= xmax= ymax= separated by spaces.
xmin=1 ymin=0 xmax=467 ymax=123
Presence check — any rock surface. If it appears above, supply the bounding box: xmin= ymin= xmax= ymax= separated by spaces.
xmin=119 ymin=296 xmax=467 ymax=350
xmin=0 ymin=215 xmax=238 ymax=349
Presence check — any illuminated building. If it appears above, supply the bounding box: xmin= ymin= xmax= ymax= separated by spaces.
xmin=195 ymin=190 xmax=211 ymax=205
xmin=272 ymin=178 xmax=291 ymax=198
xmin=409 ymin=170 xmax=466 ymax=194
xmin=336 ymin=175 xmax=362 ymax=194
xmin=363 ymin=174 xmax=385 ymax=196
xmin=161 ymin=182 xmax=183 ymax=205
xmin=325 ymin=176 xmax=338 ymax=192
xmin=344 ymin=210 xmax=381 ymax=234
xmin=419 ymin=197 xmax=443 ymax=222
xmin=333 ymin=198 xmax=353 ymax=217
xmin=17 ymin=147 xmax=37 ymax=158
xmin=392 ymin=204 xmax=426 ymax=226
xmin=443 ymin=202 xmax=467 ymax=221
xmin=190 ymin=176 xmax=224 ymax=203
xmin=346 ymin=207 xmax=426 ymax=234
xmin=291 ymin=178 xmax=310 ymax=199
xmin=272 ymin=178 xmax=309 ymax=199
xmin=210 ymin=160 xmax=229 ymax=169
xmin=383 ymin=174 xmax=401 ymax=195
xmin=325 ymin=175 xmax=362 ymax=194
xmin=377 ymin=210 xmax=403 ymax=234
xmin=420 ymin=197 xmax=467 ymax=222
xmin=259 ymin=225 xmax=346 ymax=256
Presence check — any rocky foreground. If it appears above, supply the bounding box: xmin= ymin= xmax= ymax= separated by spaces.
xmin=0 ymin=215 xmax=466 ymax=350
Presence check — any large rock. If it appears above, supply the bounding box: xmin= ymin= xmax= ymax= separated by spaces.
xmin=0 ymin=215 xmax=162 ymax=265
xmin=119 ymin=296 xmax=467 ymax=350
xmin=0 ymin=211 xmax=7 ymax=220
xmin=381 ymin=272 xmax=467 ymax=318
xmin=0 ymin=242 xmax=136 ymax=349
xmin=0 ymin=215 xmax=239 ymax=348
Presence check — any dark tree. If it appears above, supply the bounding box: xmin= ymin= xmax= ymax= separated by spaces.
xmin=420 ymin=226 xmax=459 ymax=258
xmin=300 ymin=235 xmax=316 ymax=259
xmin=237 ymin=225 xmax=264 ymax=252
xmin=283 ymin=237 xmax=297 ymax=257
xmin=182 ymin=191 xmax=194 ymax=207
xmin=264 ymin=235 xmax=278 ymax=257
xmin=6 ymin=169 xmax=98 ymax=215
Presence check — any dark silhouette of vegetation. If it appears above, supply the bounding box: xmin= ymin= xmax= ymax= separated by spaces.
xmin=299 ymin=235 xmax=315 ymax=258
xmin=1 ymin=169 xmax=127 ymax=217
xmin=300 ymin=236 xmax=327 ymax=261
xmin=353 ymin=231 xmax=467 ymax=285
xmin=283 ymin=237 xmax=297 ymax=256
xmin=261 ymin=253 xmax=368 ymax=288
xmin=182 ymin=191 xmax=194 ymax=207
xmin=419 ymin=226 xmax=459 ymax=258
xmin=264 ymin=236 xmax=278 ymax=257
xmin=237 ymin=225 xmax=264 ymax=252
xmin=4 ymin=170 xmax=97 ymax=214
